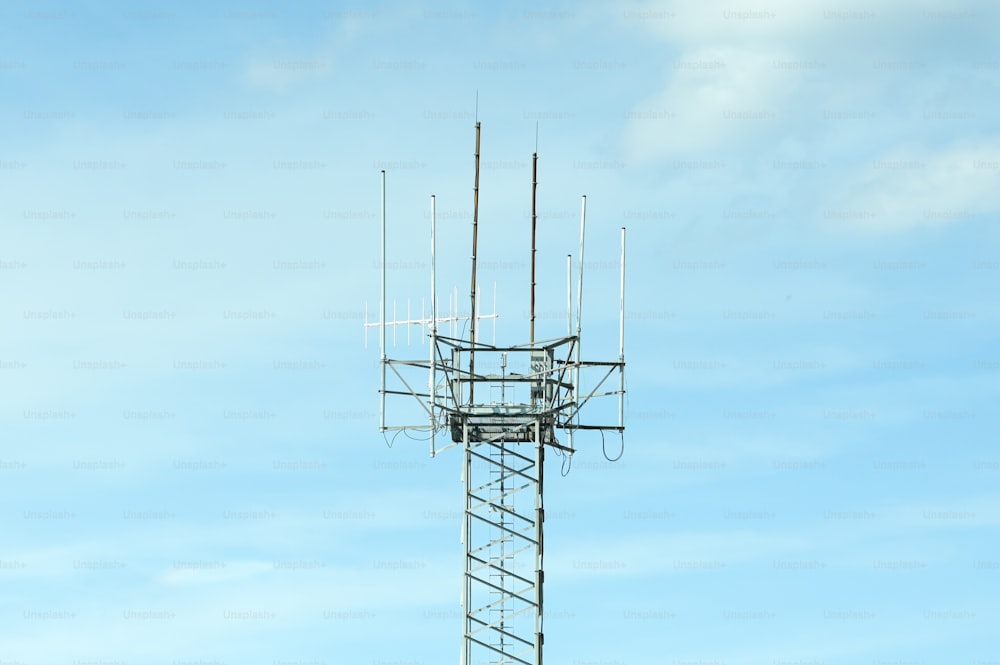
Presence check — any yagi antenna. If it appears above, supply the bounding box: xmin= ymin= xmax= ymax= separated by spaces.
xmin=364 ymin=173 xmax=497 ymax=351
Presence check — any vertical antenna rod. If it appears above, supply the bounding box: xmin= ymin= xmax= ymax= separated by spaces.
xmin=530 ymin=146 xmax=538 ymax=345
xmin=574 ymin=196 xmax=586 ymax=446
xmin=430 ymin=195 xmax=438 ymax=456
xmin=619 ymin=227 xmax=626 ymax=429
xmin=379 ymin=171 xmax=387 ymax=432
xmin=576 ymin=196 xmax=586 ymax=338
xmin=566 ymin=255 xmax=572 ymax=336
xmin=469 ymin=122 xmax=481 ymax=404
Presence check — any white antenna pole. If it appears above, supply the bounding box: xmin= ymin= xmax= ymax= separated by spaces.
xmin=576 ymin=196 xmax=586 ymax=337
xmin=493 ymin=281 xmax=497 ymax=346
xmin=576 ymin=194 xmax=587 ymax=436
xmin=566 ymin=255 xmax=572 ymax=337
xmin=379 ymin=171 xmax=387 ymax=432
xmin=619 ymin=227 xmax=626 ymax=430
xmin=566 ymin=254 xmax=573 ymax=450
xmin=573 ymin=195 xmax=587 ymax=450
xmin=619 ymin=227 xmax=626 ymax=359
xmin=432 ymin=198 xmax=437 ymax=329
xmin=430 ymin=195 xmax=438 ymax=456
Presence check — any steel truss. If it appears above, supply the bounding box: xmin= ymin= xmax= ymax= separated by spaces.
xmin=381 ymin=333 xmax=624 ymax=665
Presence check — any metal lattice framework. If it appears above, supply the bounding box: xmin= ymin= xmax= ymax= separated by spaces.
xmin=372 ymin=123 xmax=626 ymax=665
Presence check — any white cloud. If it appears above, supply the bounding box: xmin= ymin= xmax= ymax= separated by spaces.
xmin=624 ymin=46 xmax=798 ymax=161
xmin=620 ymin=0 xmax=1000 ymax=166
xmin=826 ymin=141 xmax=1000 ymax=233
xmin=623 ymin=0 xmax=825 ymax=46
xmin=622 ymin=0 xmax=966 ymax=49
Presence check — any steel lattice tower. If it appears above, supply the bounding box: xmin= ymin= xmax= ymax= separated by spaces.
xmin=371 ymin=123 xmax=626 ymax=665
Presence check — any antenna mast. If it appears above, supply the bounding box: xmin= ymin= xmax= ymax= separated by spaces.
xmin=530 ymin=125 xmax=538 ymax=347
xmin=470 ymin=122 xmax=481 ymax=403
xmin=379 ymin=170 xmax=387 ymax=432
xmin=530 ymin=154 xmax=538 ymax=347
xmin=372 ymin=121 xmax=627 ymax=665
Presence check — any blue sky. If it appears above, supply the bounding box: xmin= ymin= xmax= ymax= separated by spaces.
xmin=1 ymin=1 xmax=998 ymax=663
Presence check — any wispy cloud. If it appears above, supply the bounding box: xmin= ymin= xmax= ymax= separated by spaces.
xmin=825 ymin=141 xmax=1000 ymax=233
xmin=620 ymin=0 xmax=1000 ymax=176
xmin=624 ymin=46 xmax=799 ymax=160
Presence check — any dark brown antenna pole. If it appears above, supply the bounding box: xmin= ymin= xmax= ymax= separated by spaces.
xmin=530 ymin=150 xmax=538 ymax=346
xmin=469 ymin=121 xmax=481 ymax=404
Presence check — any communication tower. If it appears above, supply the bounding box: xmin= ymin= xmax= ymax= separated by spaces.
xmin=371 ymin=122 xmax=626 ymax=665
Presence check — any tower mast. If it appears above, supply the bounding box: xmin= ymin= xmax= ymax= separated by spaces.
xmin=373 ymin=121 xmax=626 ymax=665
